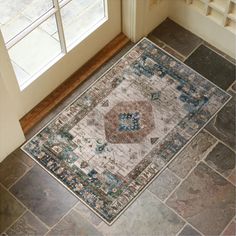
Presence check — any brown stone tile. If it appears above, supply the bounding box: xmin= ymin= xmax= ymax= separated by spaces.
xmin=167 ymin=162 xmax=235 ymax=235
xmin=148 ymin=168 xmax=180 ymax=201
xmin=0 ymin=153 xmax=29 ymax=188
xmin=206 ymin=91 xmax=236 ymax=151
xmin=47 ymin=210 xmax=102 ymax=236
xmin=222 ymin=220 xmax=236 ymax=236
xmin=178 ymin=224 xmax=201 ymax=236
xmin=10 ymin=165 xmax=77 ymax=227
xmin=6 ymin=211 xmax=48 ymax=236
xmin=205 ymin=142 xmax=235 ymax=177
xmin=151 ymin=18 xmax=202 ymax=57
xmin=147 ymin=34 xmax=165 ymax=48
xmin=74 ymin=201 xmax=102 ymax=226
xmin=12 ymin=148 xmax=35 ymax=167
xmin=169 ymin=130 xmax=217 ymax=179
xmin=0 ymin=185 xmax=25 ymax=233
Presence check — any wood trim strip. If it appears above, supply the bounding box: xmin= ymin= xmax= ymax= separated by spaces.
xmin=20 ymin=33 xmax=130 ymax=134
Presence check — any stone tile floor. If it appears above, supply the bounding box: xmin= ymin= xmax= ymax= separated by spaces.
xmin=0 ymin=18 xmax=235 ymax=236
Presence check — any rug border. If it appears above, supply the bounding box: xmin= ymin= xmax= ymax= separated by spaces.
xmin=21 ymin=37 xmax=232 ymax=226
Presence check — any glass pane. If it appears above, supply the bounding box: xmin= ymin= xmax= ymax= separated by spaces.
xmin=0 ymin=0 xmax=53 ymax=43
xmin=8 ymin=15 xmax=61 ymax=87
xmin=60 ymin=0 xmax=106 ymax=46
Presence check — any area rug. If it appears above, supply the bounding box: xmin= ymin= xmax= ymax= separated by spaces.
xmin=22 ymin=38 xmax=231 ymax=224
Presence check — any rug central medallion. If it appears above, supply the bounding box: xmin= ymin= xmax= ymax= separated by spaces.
xmin=22 ymin=38 xmax=230 ymax=225
xmin=105 ymin=101 xmax=155 ymax=143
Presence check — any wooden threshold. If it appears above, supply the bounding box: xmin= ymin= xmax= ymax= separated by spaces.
xmin=20 ymin=33 xmax=130 ymax=134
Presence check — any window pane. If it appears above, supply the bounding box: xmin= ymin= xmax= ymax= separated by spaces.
xmin=60 ymin=0 xmax=106 ymax=46
xmin=8 ymin=15 xmax=61 ymax=87
xmin=0 ymin=0 xmax=53 ymax=43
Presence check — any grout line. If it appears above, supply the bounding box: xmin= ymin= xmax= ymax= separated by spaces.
xmin=44 ymin=208 xmax=74 ymax=236
xmin=72 ymin=201 xmax=103 ymax=229
xmin=184 ymin=41 xmax=203 ymax=61
xmin=220 ymin=215 xmax=236 ymax=236
xmin=202 ymin=159 xmax=236 ymax=186
xmin=175 ymin=222 xmax=187 ymax=236
xmin=148 ymin=190 xmax=204 ymax=236
xmin=7 ymin=164 xmax=34 ymax=190
xmin=162 ymin=44 xmax=187 ymax=61
xmin=203 ymin=128 xmax=236 ymax=154
xmin=2 ymin=208 xmax=27 ymax=234
xmin=0 ymin=182 xmax=50 ymax=232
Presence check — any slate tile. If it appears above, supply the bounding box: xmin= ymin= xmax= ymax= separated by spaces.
xmin=151 ymin=18 xmax=202 ymax=57
xmin=203 ymin=41 xmax=236 ymax=65
xmin=74 ymin=201 xmax=102 ymax=226
xmin=0 ymin=185 xmax=25 ymax=233
xmin=185 ymin=45 xmax=235 ymax=90
xmin=228 ymin=171 xmax=236 ymax=186
xmin=10 ymin=165 xmax=77 ymax=227
xmin=0 ymin=153 xmax=29 ymax=188
xmin=206 ymin=91 xmax=235 ymax=151
xmin=12 ymin=148 xmax=35 ymax=168
xmin=222 ymin=220 xmax=236 ymax=236
xmin=148 ymin=168 xmax=180 ymax=201
xmin=47 ymin=209 xmax=102 ymax=236
xmin=169 ymin=130 xmax=217 ymax=179
xmin=6 ymin=211 xmax=48 ymax=236
xmin=98 ymin=191 xmax=185 ymax=236
xmin=178 ymin=225 xmax=201 ymax=236
xmin=167 ymin=162 xmax=235 ymax=235
xmin=205 ymin=142 xmax=235 ymax=177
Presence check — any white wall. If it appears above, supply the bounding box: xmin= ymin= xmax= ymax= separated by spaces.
xmin=169 ymin=0 xmax=236 ymax=58
xmin=0 ymin=73 xmax=25 ymax=162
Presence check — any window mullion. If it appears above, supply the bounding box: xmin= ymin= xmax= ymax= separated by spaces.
xmin=53 ymin=0 xmax=67 ymax=54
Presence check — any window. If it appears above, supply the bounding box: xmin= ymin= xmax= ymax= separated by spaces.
xmin=0 ymin=0 xmax=107 ymax=90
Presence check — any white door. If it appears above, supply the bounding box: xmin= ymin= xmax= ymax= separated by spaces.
xmin=0 ymin=0 xmax=121 ymax=117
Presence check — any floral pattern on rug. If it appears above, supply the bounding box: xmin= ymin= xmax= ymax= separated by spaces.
xmin=22 ymin=38 xmax=230 ymax=224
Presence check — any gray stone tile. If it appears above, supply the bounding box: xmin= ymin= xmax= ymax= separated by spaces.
xmin=10 ymin=165 xmax=77 ymax=227
xmin=178 ymin=225 xmax=201 ymax=236
xmin=74 ymin=201 xmax=102 ymax=226
xmin=185 ymin=45 xmax=235 ymax=90
xmin=206 ymin=91 xmax=235 ymax=151
xmin=167 ymin=162 xmax=235 ymax=235
xmin=0 ymin=185 xmax=25 ymax=233
xmin=151 ymin=18 xmax=202 ymax=57
xmin=169 ymin=131 xmax=217 ymax=179
xmin=98 ymin=191 xmax=185 ymax=236
xmin=148 ymin=168 xmax=180 ymax=201
xmin=6 ymin=211 xmax=48 ymax=236
xmin=205 ymin=142 xmax=235 ymax=177
xmin=47 ymin=209 xmax=102 ymax=236
xmin=0 ymin=153 xmax=28 ymax=188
